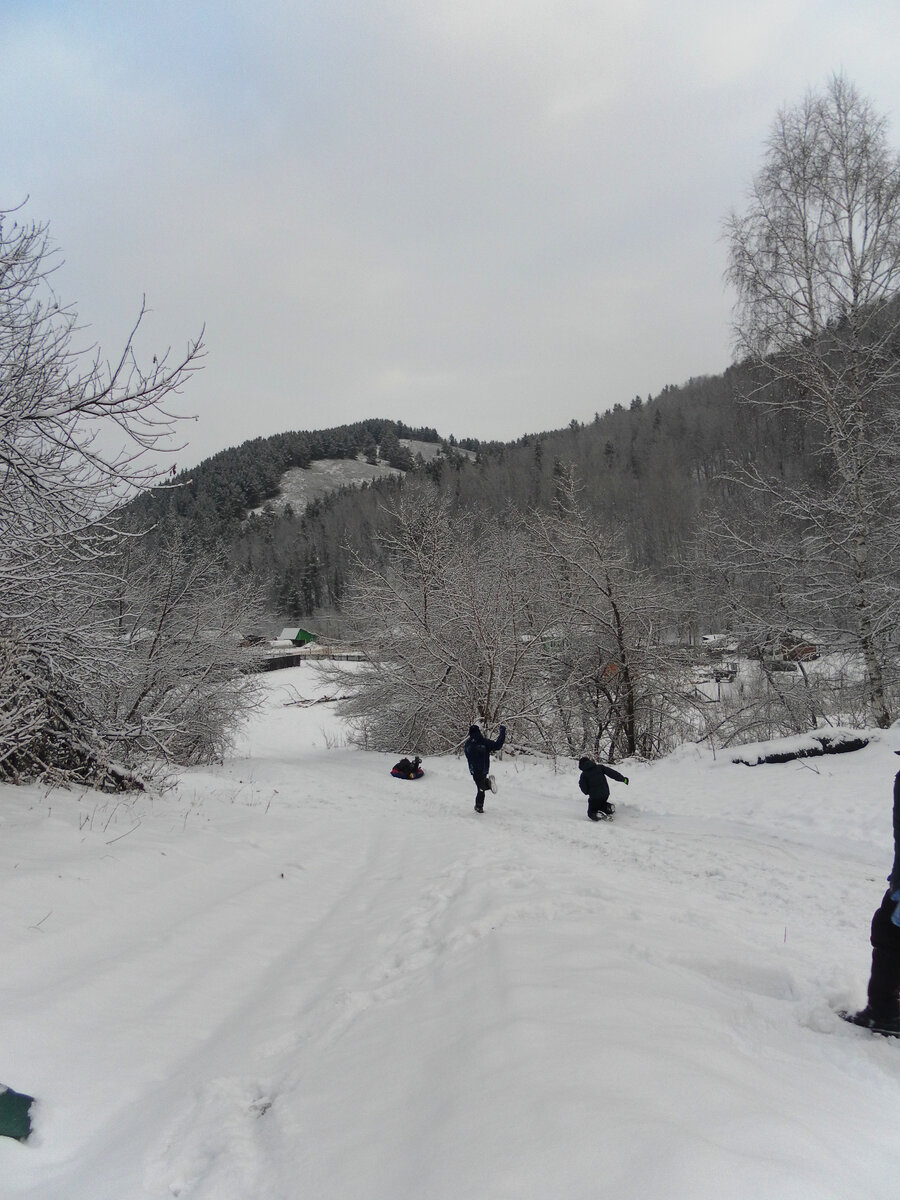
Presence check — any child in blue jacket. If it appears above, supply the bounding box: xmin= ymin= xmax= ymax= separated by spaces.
xmin=578 ymin=756 xmax=628 ymax=820
xmin=464 ymin=724 xmax=505 ymax=813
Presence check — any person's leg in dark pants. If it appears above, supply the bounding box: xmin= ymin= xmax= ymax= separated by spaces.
xmin=473 ymin=773 xmax=489 ymax=812
xmin=867 ymin=889 xmax=900 ymax=1020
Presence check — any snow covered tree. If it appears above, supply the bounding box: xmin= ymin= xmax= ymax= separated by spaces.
xmin=532 ymin=473 xmax=692 ymax=760
xmin=0 ymin=209 xmax=263 ymax=786
xmin=0 ymin=215 xmax=202 ymax=552
xmin=725 ymin=76 xmax=900 ymax=727
xmin=104 ymin=528 xmax=266 ymax=766
xmin=327 ymin=477 xmax=693 ymax=761
xmin=327 ymin=486 xmax=571 ymax=755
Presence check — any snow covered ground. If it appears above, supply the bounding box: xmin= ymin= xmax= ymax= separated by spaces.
xmin=3 ymin=670 xmax=900 ymax=1199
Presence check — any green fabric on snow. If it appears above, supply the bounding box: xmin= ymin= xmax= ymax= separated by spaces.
xmin=0 ymin=1085 xmax=34 ymax=1141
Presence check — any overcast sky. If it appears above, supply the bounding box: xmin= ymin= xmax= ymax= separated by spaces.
xmin=4 ymin=1 xmax=900 ymax=467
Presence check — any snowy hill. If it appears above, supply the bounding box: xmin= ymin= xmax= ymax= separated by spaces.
xmin=247 ymin=439 xmax=471 ymax=515
xmin=3 ymin=672 xmax=900 ymax=1199
xmin=248 ymin=455 xmax=405 ymax=514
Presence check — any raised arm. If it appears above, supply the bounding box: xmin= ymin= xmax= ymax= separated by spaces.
xmin=486 ymin=725 xmax=506 ymax=753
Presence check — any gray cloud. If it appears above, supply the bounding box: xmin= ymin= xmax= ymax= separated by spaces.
xmin=3 ymin=1 xmax=900 ymax=464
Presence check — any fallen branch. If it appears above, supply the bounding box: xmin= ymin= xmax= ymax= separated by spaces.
xmin=282 ymin=693 xmax=352 ymax=708
xmin=732 ymin=730 xmax=869 ymax=766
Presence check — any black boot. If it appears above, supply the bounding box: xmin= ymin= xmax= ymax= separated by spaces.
xmin=839 ymin=1007 xmax=900 ymax=1036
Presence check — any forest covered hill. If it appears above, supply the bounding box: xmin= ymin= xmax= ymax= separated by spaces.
xmin=128 ymin=355 xmax=818 ymax=625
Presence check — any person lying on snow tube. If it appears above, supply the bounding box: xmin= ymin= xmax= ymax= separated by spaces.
xmin=391 ymin=756 xmax=424 ymax=779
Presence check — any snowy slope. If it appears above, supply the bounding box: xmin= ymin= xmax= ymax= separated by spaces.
xmin=3 ymin=671 xmax=900 ymax=1199
xmin=246 ymin=440 xmax=470 ymax=517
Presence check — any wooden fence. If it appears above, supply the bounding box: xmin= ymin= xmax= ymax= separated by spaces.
xmin=259 ymin=649 xmax=365 ymax=672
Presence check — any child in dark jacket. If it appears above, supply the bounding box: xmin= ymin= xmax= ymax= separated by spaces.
xmin=464 ymin=724 xmax=506 ymax=812
xmin=578 ymin=756 xmax=628 ymax=820
xmin=391 ymin=756 xmax=423 ymax=779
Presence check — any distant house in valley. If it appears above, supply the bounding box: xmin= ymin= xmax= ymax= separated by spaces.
xmin=278 ymin=627 xmax=317 ymax=646
xmin=780 ymin=633 xmax=819 ymax=662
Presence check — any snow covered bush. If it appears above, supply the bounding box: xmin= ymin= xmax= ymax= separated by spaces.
xmin=104 ymin=528 xmax=267 ymax=767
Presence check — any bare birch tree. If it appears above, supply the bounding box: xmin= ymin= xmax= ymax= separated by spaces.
xmin=725 ymin=76 xmax=900 ymax=727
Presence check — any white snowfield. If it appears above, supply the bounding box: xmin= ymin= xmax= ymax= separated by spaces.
xmin=3 ymin=673 xmax=900 ymax=1199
